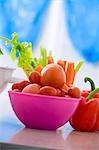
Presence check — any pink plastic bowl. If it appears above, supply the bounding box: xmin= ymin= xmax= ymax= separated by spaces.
xmin=8 ymin=91 xmax=81 ymax=130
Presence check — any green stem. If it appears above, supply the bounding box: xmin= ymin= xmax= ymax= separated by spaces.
xmin=84 ymin=77 xmax=95 ymax=91
xmin=0 ymin=36 xmax=11 ymax=43
xmin=86 ymin=88 xmax=99 ymax=100
xmin=75 ymin=60 xmax=84 ymax=73
xmin=0 ymin=48 xmax=3 ymax=55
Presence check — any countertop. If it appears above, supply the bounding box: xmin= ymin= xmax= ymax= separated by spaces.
xmin=0 ymin=120 xmax=99 ymax=150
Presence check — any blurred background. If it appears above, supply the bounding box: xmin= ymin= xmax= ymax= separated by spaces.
xmin=0 ymin=0 xmax=99 ymax=89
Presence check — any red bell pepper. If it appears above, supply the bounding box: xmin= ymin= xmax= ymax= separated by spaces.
xmin=70 ymin=88 xmax=99 ymax=132
xmin=81 ymin=77 xmax=99 ymax=98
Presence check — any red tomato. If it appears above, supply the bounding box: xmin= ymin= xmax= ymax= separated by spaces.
xmin=41 ymin=64 xmax=66 ymax=89
xmin=68 ymin=87 xmax=81 ymax=98
xmin=12 ymin=80 xmax=30 ymax=91
xmin=29 ymin=70 xmax=41 ymax=84
xmin=22 ymin=83 xmax=41 ymax=94
xmin=39 ymin=86 xmax=58 ymax=96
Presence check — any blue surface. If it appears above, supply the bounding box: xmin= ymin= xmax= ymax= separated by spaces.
xmin=64 ymin=0 xmax=99 ymax=63
xmin=0 ymin=0 xmax=50 ymax=52
xmin=0 ymin=120 xmax=24 ymax=141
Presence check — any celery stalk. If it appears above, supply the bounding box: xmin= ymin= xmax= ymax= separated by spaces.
xmin=75 ymin=60 xmax=84 ymax=73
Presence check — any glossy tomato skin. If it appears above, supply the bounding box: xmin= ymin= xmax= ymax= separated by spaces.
xmin=68 ymin=87 xmax=81 ymax=98
xmin=13 ymin=89 xmax=20 ymax=92
xmin=22 ymin=83 xmax=41 ymax=94
xmin=41 ymin=64 xmax=66 ymax=89
xmin=39 ymin=86 xmax=58 ymax=96
xmin=29 ymin=70 xmax=41 ymax=84
xmin=56 ymin=89 xmax=62 ymax=96
xmin=12 ymin=80 xmax=30 ymax=92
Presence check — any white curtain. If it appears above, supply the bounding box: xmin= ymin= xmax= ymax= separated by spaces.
xmin=35 ymin=0 xmax=99 ymax=89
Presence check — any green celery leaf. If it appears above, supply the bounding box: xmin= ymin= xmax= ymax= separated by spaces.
xmin=12 ymin=32 xmax=19 ymax=41
xmin=0 ymin=36 xmax=11 ymax=43
xmin=10 ymin=46 xmax=17 ymax=60
xmin=39 ymin=47 xmax=47 ymax=67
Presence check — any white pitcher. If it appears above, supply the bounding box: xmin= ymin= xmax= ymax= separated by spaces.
xmin=0 ymin=66 xmax=24 ymax=93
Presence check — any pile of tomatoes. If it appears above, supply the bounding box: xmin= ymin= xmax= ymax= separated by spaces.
xmin=12 ymin=63 xmax=80 ymax=98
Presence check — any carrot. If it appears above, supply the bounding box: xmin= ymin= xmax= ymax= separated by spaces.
xmin=47 ymin=56 xmax=54 ymax=64
xmin=66 ymin=62 xmax=75 ymax=86
xmin=57 ymin=60 xmax=66 ymax=71
xmin=35 ymin=64 xmax=43 ymax=73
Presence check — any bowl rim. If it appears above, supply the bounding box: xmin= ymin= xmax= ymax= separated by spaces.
xmin=0 ymin=66 xmax=16 ymax=70
xmin=8 ymin=90 xmax=81 ymax=102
